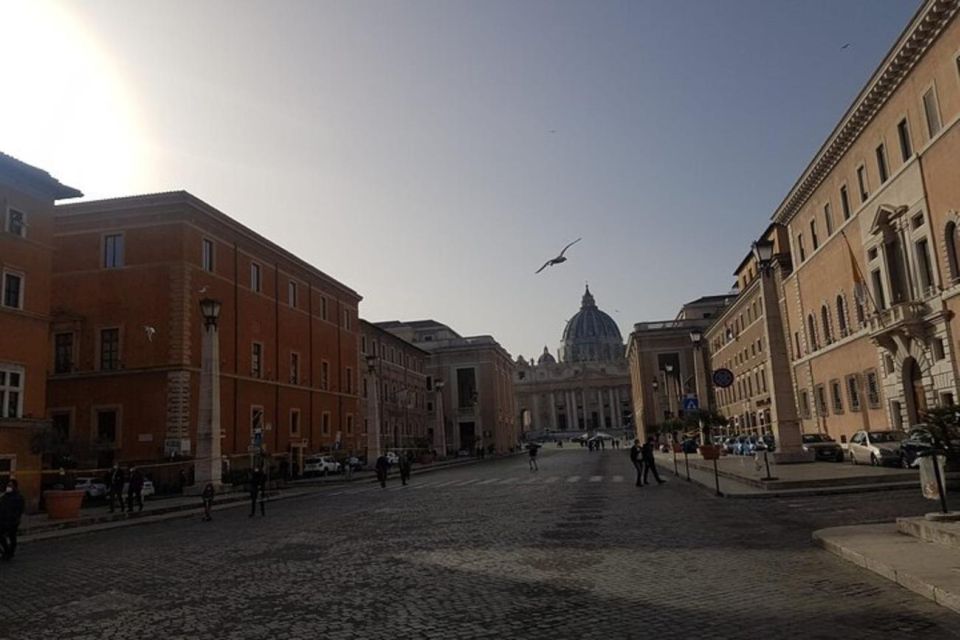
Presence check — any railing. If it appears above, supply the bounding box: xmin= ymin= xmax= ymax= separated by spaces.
xmin=868 ymin=301 xmax=927 ymax=333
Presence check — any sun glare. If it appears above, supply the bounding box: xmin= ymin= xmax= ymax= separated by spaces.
xmin=0 ymin=0 xmax=147 ymax=196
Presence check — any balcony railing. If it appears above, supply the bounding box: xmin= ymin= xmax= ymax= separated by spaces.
xmin=868 ymin=301 xmax=928 ymax=335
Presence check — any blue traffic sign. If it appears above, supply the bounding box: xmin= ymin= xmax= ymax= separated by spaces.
xmin=682 ymin=397 xmax=699 ymax=412
xmin=712 ymin=368 xmax=735 ymax=388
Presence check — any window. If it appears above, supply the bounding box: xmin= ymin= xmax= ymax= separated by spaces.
xmin=346 ymin=414 xmax=354 ymax=434
xmin=288 ymin=281 xmax=297 ymax=307
xmin=875 ymin=144 xmax=888 ymax=184
xmin=856 ymin=165 xmax=869 ymax=202
xmin=0 ymin=367 xmax=23 ymax=418
xmin=806 ymin=314 xmax=818 ymax=352
xmin=799 ymin=390 xmax=811 ymax=419
xmin=942 ymin=392 xmax=955 ymax=408
xmin=6 ymin=208 xmax=25 ymax=237
xmin=814 ymin=385 xmax=828 ymax=417
xmin=871 ymin=269 xmax=887 ymax=310
xmin=103 ymin=234 xmax=124 ymax=268
xmin=51 ymin=412 xmax=70 ymax=440
xmin=251 ymin=406 xmax=264 ymax=440
xmin=830 ymin=380 xmax=844 ymax=414
xmin=933 ymin=338 xmax=946 ymax=361
xmin=96 ymin=409 xmax=118 ymax=444
xmin=836 ymin=295 xmax=848 ymax=337
xmin=840 ymin=186 xmax=851 ymax=220
xmin=250 ymin=263 xmax=262 ymax=292
xmin=2 ymin=272 xmax=23 ymax=309
xmin=797 ymin=234 xmax=806 ymax=262
xmin=321 ymin=411 xmax=331 ymax=435
xmin=201 ymin=239 xmax=214 ymax=272
xmin=794 ymin=332 xmax=801 ymax=359
xmin=290 ymin=352 xmax=300 ymax=384
xmin=810 ymin=219 xmax=819 ymax=251
xmin=855 ymin=296 xmax=866 ymax=326
xmin=251 ymin=342 xmax=263 ymax=378
xmin=865 ymin=370 xmax=881 ymax=408
xmin=457 ymin=368 xmax=477 ymax=408
xmin=290 ymin=409 xmax=301 ymax=436
xmin=912 ymin=213 xmax=924 ymax=229
xmin=923 ymin=87 xmax=942 ymax=138
xmin=824 ymin=203 xmax=834 ymax=235
xmin=846 ymin=374 xmax=862 ymax=411
xmin=54 ymin=332 xmax=74 ymax=374
xmin=947 ymin=221 xmax=960 ymax=281
xmin=346 ymin=367 xmax=354 ymax=394
xmin=916 ymin=238 xmax=934 ymax=293
xmin=821 ymin=305 xmax=832 ymax=344
xmin=100 ymin=328 xmax=120 ymax=371
xmin=897 ymin=119 xmax=913 ymax=162
xmin=320 ymin=361 xmax=330 ymax=390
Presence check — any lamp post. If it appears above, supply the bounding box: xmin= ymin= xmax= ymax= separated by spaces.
xmin=366 ymin=355 xmax=382 ymax=461
xmin=434 ymin=379 xmax=447 ymax=457
xmin=664 ymin=363 xmax=679 ymax=419
xmin=195 ymin=298 xmax=223 ymax=490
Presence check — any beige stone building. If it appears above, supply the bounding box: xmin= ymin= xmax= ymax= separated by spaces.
xmin=377 ymin=320 xmax=518 ymax=454
xmin=773 ymin=0 xmax=960 ymax=444
xmin=513 ymin=286 xmax=632 ymax=437
xmin=627 ymin=295 xmax=736 ymax=441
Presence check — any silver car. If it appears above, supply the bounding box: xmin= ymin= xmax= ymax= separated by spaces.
xmin=848 ymin=430 xmax=904 ymax=466
xmin=801 ymin=433 xmax=844 ymax=462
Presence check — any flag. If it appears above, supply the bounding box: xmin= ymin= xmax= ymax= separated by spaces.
xmin=841 ymin=231 xmax=875 ymax=313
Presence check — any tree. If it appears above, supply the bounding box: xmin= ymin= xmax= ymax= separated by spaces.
xmin=920 ymin=407 xmax=960 ymax=448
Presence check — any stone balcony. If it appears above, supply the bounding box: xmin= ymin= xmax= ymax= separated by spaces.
xmin=868 ymin=301 xmax=929 ymax=342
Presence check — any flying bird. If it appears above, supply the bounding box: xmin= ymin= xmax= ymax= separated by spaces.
xmin=535 ymin=238 xmax=582 ymax=274
xmin=144 ymin=325 xmax=157 ymax=342
xmin=841 ymin=43 xmax=851 ymax=49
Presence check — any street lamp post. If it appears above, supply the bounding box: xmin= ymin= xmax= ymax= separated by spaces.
xmin=434 ymin=379 xmax=447 ymax=457
xmin=195 ymin=298 xmax=223 ymax=490
xmin=366 ymin=355 xmax=382 ymax=461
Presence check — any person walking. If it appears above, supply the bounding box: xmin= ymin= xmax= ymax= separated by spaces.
xmin=642 ymin=436 xmax=665 ymax=486
xmin=375 ymin=454 xmax=389 ymax=489
xmin=201 ymin=483 xmax=215 ymax=522
xmin=108 ymin=463 xmax=125 ymax=513
xmin=528 ymin=443 xmax=539 ymax=471
xmin=0 ymin=479 xmax=25 ymax=561
xmin=249 ymin=467 xmax=265 ymax=517
xmin=398 ymin=454 xmax=412 ymax=486
xmin=629 ymin=439 xmax=644 ymax=487
xmin=127 ymin=466 xmax=145 ymax=512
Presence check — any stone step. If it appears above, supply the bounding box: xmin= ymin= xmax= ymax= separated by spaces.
xmin=897 ymin=515 xmax=960 ymax=550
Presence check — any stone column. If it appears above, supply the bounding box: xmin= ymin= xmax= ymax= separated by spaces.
xmin=532 ymin=393 xmax=541 ymax=433
xmin=608 ymin=389 xmax=617 ymax=428
xmin=596 ymin=388 xmax=605 ymax=429
xmin=581 ymin=389 xmax=589 ymax=430
xmin=549 ymin=392 xmax=558 ymax=431
xmin=194 ymin=317 xmax=222 ymax=490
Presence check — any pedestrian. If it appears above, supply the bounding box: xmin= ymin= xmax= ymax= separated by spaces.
xmin=249 ymin=467 xmax=266 ymax=517
xmin=178 ymin=468 xmax=188 ymax=494
xmin=127 ymin=466 xmax=145 ymax=512
xmin=0 ymin=479 xmax=25 ymax=561
xmin=629 ymin=439 xmax=644 ymax=487
xmin=201 ymin=483 xmax=215 ymax=521
xmin=528 ymin=443 xmax=539 ymax=471
xmin=398 ymin=455 xmax=412 ymax=486
xmin=108 ymin=463 xmax=125 ymax=513
xmin=642 ymin=436 xmax=665 ymax=486
xmin=375 ymin=454 xmax=389 ymax=489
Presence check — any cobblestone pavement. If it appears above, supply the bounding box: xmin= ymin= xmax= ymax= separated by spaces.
xmin=2 ymin=448 xmax=957 ymax=639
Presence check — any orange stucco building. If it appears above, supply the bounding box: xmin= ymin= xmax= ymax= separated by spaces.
xmin=49 ymin=191 xmax=362 ymax=474
xmin=0 ymin=153 xmax=81 ymax=508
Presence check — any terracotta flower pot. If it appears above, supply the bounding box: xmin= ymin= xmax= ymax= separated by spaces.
xmin=671 ymin=443 xmax=684 ymax=453
xmin=44 ymin=489 xmax=86 ymax=520
xmin=699 ymin=444 xmax=720 ymax=461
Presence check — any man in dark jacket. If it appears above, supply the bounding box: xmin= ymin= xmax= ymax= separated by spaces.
xmin=108 ymin=464 xmax=125 ymax=513
xmin=398 ymin=454 xmax=412 ymax=486
xmin=127 ymin=467 xmax=145 ymax=512
xmin=642 ymin=436 xmax=665 ymax=486
xmin=375 ymin=455 xmax=389 ymax=489
xmin=249 ymin=467 xmax=266 ymax=517
xmin=0 ymin=479 xmax=26 ymax=560
xmin=629 ymin=440 xmax=644 ymax=487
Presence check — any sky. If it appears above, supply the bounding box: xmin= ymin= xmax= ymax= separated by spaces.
xmin=0 ymin=0 xmax=920 ymax=360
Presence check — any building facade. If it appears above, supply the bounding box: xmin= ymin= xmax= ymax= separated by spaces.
xmin=49 ymin=191 xmax=362 ymax=475
xmin=773 ymin=0 xmax=960 ymax=444
xmin=0 ymin=153 xmax=81 ymax=508
xmin=360 ymin=320 xmax=429 ymax=456
xmin=514 ymin=286 xmax=632 ymax=437
xmin=378 ymin=320 xmax=518 ymax=455
xmin=627 ymin=295 xmax=736 ymax=441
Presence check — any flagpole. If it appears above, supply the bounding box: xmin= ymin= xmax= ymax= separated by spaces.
xmin=840 ymin=230 xmax=884 ymax=327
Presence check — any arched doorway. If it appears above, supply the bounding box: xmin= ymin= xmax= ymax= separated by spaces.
xmin=902 ymin=357 xmax=927 ymax=426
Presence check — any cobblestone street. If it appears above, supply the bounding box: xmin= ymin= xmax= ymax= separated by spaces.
xmin=2 ymin=448 xmax=958 ymax=639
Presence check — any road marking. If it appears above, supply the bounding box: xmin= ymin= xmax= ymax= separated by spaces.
xmin=612 ymin=475 xmax=624 ymax=483
xmin=454 ymin=479 xmax=479 ymax=486
xmin=431 ymin=480 xmax=459 ymax=487
xmin=544 ymin=476 xmax=560 ymax=483
xmin=567 ymin=476 xmax=581 ymax=483
xmin=478 ymin=478 xmax=499 ymax=485
xmin=589 ymin=475 xmax=603 ymax=482
xmin=520 ymin=476 xmax=540 ymax=484
xmin=499 ymin=477 xmax=519 ymax=484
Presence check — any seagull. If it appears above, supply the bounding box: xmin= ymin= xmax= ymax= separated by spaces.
xmin=144 ymin=325 xmax=157 ymax=342
xmin=535 ymin=238 xmax=582 ymax=274
xmin=841 ymin=43 xmax=851 ymax=49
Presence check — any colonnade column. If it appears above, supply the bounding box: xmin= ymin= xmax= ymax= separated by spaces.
xmin=549 ymin=392 xmax=558 ymax=431
xmin=608 ymin=388 xmax=618 ymax=428
xmin=596 ymin=388 xmax=605 ymax=429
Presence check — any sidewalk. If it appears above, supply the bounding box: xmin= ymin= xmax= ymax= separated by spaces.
xmin=19 ymin=453 xmax=503 ymax=543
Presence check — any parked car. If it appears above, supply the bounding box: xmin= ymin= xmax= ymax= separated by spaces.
xmin=801 ymin=433 xmax=844 ymax=462
xmin=899 ymin=424 xmax=960 ymax=469
xmin=344 ymin=456 xmax=365 ymax=471
xmin=848 ymin=430 xmax=905 ymax=466
xmin=303 ymin=455 xmax=341 ymax=476
xmin=75 ymin=476 xmax=108 ymax=498
xmin=121 ymin=479 xmax=155 ymax=498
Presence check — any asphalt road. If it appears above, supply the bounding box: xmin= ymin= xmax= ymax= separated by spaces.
xmin=1 ymin=447 xmax=957 ymax=639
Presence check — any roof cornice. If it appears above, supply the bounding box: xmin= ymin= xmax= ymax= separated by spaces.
xmin=772 ymin=0 xmax=960 ymax=225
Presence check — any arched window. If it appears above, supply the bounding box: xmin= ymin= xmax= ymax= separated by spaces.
xmin=855 ymin=295 xmax=866 ymax=326
xmin=821 ymin=304 xmax=833 ymax=345
xmin=807 ymin=314 xmax=818 ymax=352
xmin=946 ymin=221 xmax=960 ymax=282
xmin=836 ymin=294 xmax=848 ymax=337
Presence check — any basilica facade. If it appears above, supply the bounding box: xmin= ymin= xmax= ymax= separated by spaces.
xmin=514 ymin=286 xmax=633 ymax=437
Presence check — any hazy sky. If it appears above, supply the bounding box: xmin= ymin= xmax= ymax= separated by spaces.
xmin=0 ymin=0 xmax=919 ymax=359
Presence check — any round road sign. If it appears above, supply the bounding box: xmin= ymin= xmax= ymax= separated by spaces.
xmin=712 ymin=368 xmax=735 ymax=388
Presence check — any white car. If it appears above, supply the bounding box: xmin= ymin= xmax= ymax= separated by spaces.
xmin=121 ymin=479 xmax=156 ymax=498
xmin=848 ymin=430 xmax=905 ymax=466
xmin=303 ymin=456 xmax=341 ymax=476
xmin=75 ymin=476 xmax=108 ymax=498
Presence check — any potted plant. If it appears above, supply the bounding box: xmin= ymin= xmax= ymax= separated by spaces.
xmin=43 ymin=468 xmax=85 ymax=520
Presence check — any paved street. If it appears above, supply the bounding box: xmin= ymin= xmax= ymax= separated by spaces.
xmin=2 ymin=447 xmax=958 ymax=639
